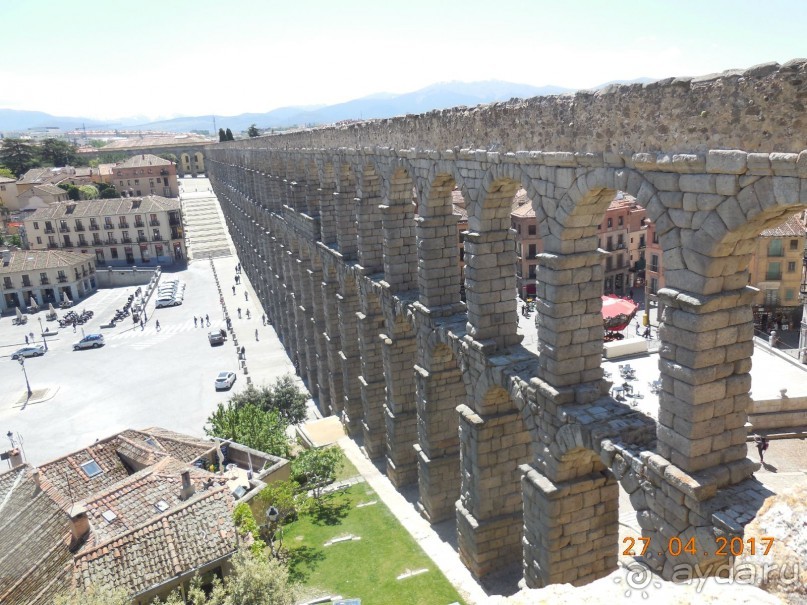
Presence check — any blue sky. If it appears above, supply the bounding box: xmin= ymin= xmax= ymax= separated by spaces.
xmin=1 ymin=0 xmax=804 ymax=119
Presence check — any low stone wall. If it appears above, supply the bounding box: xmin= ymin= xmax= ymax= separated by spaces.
xmin=96 ymin=266 xmax=159 ymax=288
xmin=603 ymin=337 xmax=648 ymax=359
xmin=749 ymin=394 xmax=807 ymax=431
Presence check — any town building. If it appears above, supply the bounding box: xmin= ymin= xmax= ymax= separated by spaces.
xmin=16 ymin=166 xmax=93 ymax=195
xmin=23 ymin=196 xmax=186 ymax=267
xmin=13 ymin=183 xmax=70 ymax=211
xmin=0 ymin=176 xmax=19 ymax=210
xmin=748 ymin=211 xmax=807 ymax=330
xmin=0 ymin=427 xmax=289 ymax=605
xmin=0 ymin=248 xmax=96 ymax=313
xmin=111 ymin=154 xmax=179 ymax=198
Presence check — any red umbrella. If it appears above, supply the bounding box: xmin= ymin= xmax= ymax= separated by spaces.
xmin=601 ymin=295 xmax=639 ymax=331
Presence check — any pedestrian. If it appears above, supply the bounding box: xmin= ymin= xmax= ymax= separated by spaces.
xmin=25 ymin=335 xmax=29 ymax=345
xmin=156 ymin=320 xmax=161 ymax=331
xmin=643 ymin=326 xmax=651 ymax=339
xmin=194 ymin=316 xmax=198 ymax=327
xmin=140 ymin=318 xmax=144 ymax=330
xmin=237 ymin=308 xmax=242 ymax=319
xmin=205 ymin=314 xmax=210 ymax=326
xmin=235 ymin=275 xmax=240 ymax=285
xmin=262 ymin=314 xmax=266 ymax=326
xmin=240 ymin=345 xmax=245 ymax=359
xmin=235 ymin=264 xmax=238 ymax=274
xmin=73 ymin=320 xmax=77 ymax=333
xmin=232 ymin=285 xmax=236 ymax=295
xmin=255 ymin=328 xmax=259 ymax=341
xmin=246 ymin=309 xmax=251 ymax=319
xmin=754 ymin=435 xmax=769 ymax=463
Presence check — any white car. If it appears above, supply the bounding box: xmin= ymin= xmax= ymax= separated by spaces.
xmin=155 ymin=297 xmax=182 ymax=308
xmin=214 ymin=371 xmax=236 ymax=390
xmin=11 ymin=345 xmax=46 ymax=359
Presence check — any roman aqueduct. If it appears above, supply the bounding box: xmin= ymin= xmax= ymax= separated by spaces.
xmin=207 ymin=60 xmax=807 ymax=587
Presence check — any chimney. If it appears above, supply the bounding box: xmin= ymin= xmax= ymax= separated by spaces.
xmin=69 ymin=504 xmax=90 ymax=551
xmin=3 ymin=447 xmax=24 ymax=468
xmin=32 ymin=467 xmax=42 ymax=490
xmin=180 ymin=470 xmax=195 ymax=500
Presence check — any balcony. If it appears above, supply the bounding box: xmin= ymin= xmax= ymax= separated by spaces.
xmin=149 ymin=219 xmax=161 ymax=226
xmin=169 ymin=217 xmax=181 ymax=226
xmin=57 ymin=275 xmax=68 ymax=283
xmin=121 ymin=237 xmax=132 ymax=244
xmin=74 ymin=224 xmax=85 ymax=232
xmin=92 ymin=239 xmax=102 ymax=245
xmin=104 ymin=223 xmax=114 ymax=230
xmin=137 ymin=235 xmax=148 ymax=243
xmin=89 ymin=224 xmax=99 ymax=231
xmin=649 ymin=265 xmax=660 ymax=273
xmin=89 ymin=266 xmax=95 ymax=274
xmin=766 ymin=272 xmax=782 ymax=281
xmin=119 ymin=221 xmax=130 ymax=229
xmin=78 ymin=239 xmax=87 ymax=246
xmin=134 ymin=221 xmax=145 ymax=228
xmin=47 ymin=243 xmax=60 ymax=249
xmin=82 ymin=269 xmax=88 ymax=277
xmin=22 ymin=281 xmax=32 ymax=288
xmin=106 ymin=237 xmax=118 ymax=244
xmin=59 ymin=226 xmax=70 ymax=233
xmin=152 ymin=234 xmax=163 ymax=242
xmin=40 ymin=278 xmax=50 ymax=285
xmin=2 ymin=282 xmax=12 ymax=290
xmin=44 ymin=227 xmax=55 ymax=234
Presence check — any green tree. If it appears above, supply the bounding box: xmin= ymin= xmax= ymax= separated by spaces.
xmin=0 ymin=138 xmax=39 ymax=176
xmin=79 ymin=184 xmax=99 ymax=200
xmin=205 ymin=402 xmax=290 ymax=458
xmin=291 ymin=446 xmax=344 ymax=497
xmin=247 ymin=124 xmax=260 ymax=138
xmin=58 ymin=183 xmax=81 ymax=201
xmin=0 ymin=167 xmax=14 ymax=179
xmin=229 ymin=375 xmax=307 ymax=425
xmin=97 ymin=183 xmax=118 ymax=198
xmin=39 ymin=138 xmax=77 ymax=166
xmin=225 ymin=128 xmax=234 ymax=141
xmin=219 ymin=128 xmax=227 ymax=142
xmin=88 ymin=139 xmax=107 ymax=149
xmin=158 ymin=153 xmax=177 ymax=164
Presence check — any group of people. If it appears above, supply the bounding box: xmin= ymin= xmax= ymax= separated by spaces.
xmin=193 ymin=315 xmax=211 ymax=328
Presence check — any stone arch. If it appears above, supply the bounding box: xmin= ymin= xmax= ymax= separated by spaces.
xmin=381 ymin=165 xmax=418 ymax=293
xmin=334 ymin=161 xmax=358 ymax=259
xmin=355 ymin=162 xmax=384 ymax=273
xmin=179 ymin=152 xmax=192 ymax=177
xmin=194 ymin=151 xmax=205 ymax=174
xmin=317 ymin=158 xmax=339 ymax=246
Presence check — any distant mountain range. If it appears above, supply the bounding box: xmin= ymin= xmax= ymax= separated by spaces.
xmin=0 ymin=78 xmax=654 ymax=134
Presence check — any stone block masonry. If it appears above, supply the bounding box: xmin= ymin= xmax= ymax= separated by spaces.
xmin=207 ymin=59 xmax=807 ymax=588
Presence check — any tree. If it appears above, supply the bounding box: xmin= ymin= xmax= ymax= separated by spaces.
xmin=291 ymin=446 xmax=344 ymax=497
xmin=219 ymin=128 xmax=227 ymax=142
xmin=88 ymin=139 xmax=107 ymax=149
xmin=228 ymin=375 xmax=308 ymax=426
xmin=97 ymin=183 xmax=118 ymax=198
xmin=79 ymin=184 xmax=99 ymax=200
xmin=58 ymin=183 xmax=81 ymax=201
xmin=158 ymin=152 xmax=177 ymax=164
xmin=225 ymin=128 xmax=234 ymax=141
xmin=0 ymin=167 xmax=14 ymax=179
xmin=247 ymin=124 xmax=260 ymax=138
xmin=0 ymin=138 xmax=38 ymax=176
xmin=205 ymin=402 xmax=290 ymax=458
xmin=39 ymin=138 xmax=78 ymax=166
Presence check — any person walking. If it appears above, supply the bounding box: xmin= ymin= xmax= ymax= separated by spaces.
xmin=194 ymin=316 xmax=198 ymax=327
xmin=240 ymin=345 xmax=245 ymax=359
xmin=237 ymin=308 xmax=242 ymax=319
xmin=755 ymin=435 xmax=769 ymax=463
xmin=261 ymin=314 xmax=266 ymax=326
xmin=205 ymin=314 xmax=210 ymax=326
xmin=232 ymin=285 xmax=236 ymax=295
xmin=25 ymin=335 xmax=29 ymax=345
xmin=255 ymin=328 xmax=259 ymax=341
xmin=244 ymin=291 xmax=249 ymax=302
xmin=156 ymin=320 xmax=161 ymax=331
xmin=140 ymin=318 xmax=145 ymax=330
xmin=246 ymin=309 xmax=251 ymax=319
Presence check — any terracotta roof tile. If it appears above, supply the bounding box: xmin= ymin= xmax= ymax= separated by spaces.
xmin=26 ymin=196 xmax=180 ymax=221
xmin=759 ymin=213 xmax=807 ymax=237
xmin=0 ymin=249 xmax=91 ymax=274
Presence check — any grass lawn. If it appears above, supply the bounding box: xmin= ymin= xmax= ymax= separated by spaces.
xmin=281 ymin=483 xmax=466 ymax=605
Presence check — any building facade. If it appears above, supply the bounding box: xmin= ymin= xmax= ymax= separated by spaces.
xmin=748 ymin=212 xmax=807 ymax=330
xmin=23 ymin=196 xmax=186 ymax=267
xmin=14 ymin=183 xmax=70 ymax=211
xmin=0 ymin=248 xmax=96 ymax=313
xmin=111 ymin=154 xmax=179 ymax=198
xmin=0 ymin=176 xmax=19 ymax=210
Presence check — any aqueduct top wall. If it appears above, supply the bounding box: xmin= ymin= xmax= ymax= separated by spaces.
xmin=221 ymin=60 xmax=807 ymax=154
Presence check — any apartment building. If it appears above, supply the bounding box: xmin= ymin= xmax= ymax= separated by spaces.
xmin=0 ymin=248 xmax=96 ymax=313
xmin=23 ymin=196 xmax=186 ymax=267
xmin=111 ymin=154 xmax=179 ymax=198
xmin=748 ymin=211 xmax=807 ymax=329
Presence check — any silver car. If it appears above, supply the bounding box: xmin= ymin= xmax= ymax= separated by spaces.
xmin=11 ymin=345 xmax=45 ymax=359
xmin=73 ymin=334 xmax=105 ymax=350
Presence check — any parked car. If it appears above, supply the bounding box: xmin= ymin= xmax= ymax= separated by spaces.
xmin=155 ymin=297 xmax=182 ymax=308
xmin=214 ymin=371 xmax=236 ymax=390
xmin=208 ymin=330 xmax=226 ymax=346
xmin=11 ymin=345 xmax=45 ymax=359
xmin=73 ymin=334 xmax=104 ymax=350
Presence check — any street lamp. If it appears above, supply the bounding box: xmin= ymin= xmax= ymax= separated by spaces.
xmin=18 ymin=357 xmax=32 ymax=399
xmin=37 ymin=317 xmax=48 ymax=352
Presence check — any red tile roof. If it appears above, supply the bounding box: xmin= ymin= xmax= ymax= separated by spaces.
xmin=759 ymin=212 xmax=807 ymax=237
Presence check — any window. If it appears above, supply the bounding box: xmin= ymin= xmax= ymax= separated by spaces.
xmin=528 ymin=244 xmax=536 ymax=259
xmin=788 ymin=261 xmax=797 ymax=272
xmin=528 ymin=224 xmax=536 ymax=235
xmin=120 ymin=180 xmax=125 ymax=187
xmin=110 ymin=248 xmax=119 ymax=259
xmin=134 ymin=179 xmax=139 ymax=185
xmin=22 ymin=274 xmax=31 ymax=287
xmin=33 ymin=221 xmax=39 ymax=230
xmin=80 ymin=460 xmax=103 ymax=478
xmin=605 ymin=256 xmax=613 ymax=271
xmin=516 ymin=223 xmax=521 ymax=234
xmin=617 ymin=234 xmax=624 ymax=246
xmin=766 ymin=262 xmax=782 ymax=280
xmin=785 ymin=289 xmax=795 ymax=301
xmin=650 ymin=254 xmax=659 ymax=272
xmin=768 ymin=239 xmax=783 ymax=257
xmin=607 ymin=236 xmax=613 ymax=251
xmin=764 ymin=288 xmax=779 ymax=306
xmin=39 ymin=272 xmax=47 ymax=283
xmin=652 ymin=232 xmax=658 ymax=244
xmin=36 ymin=236 xmax=42 ymax=244
xmin=790 ymin=239 xmax=799 ymax=251
xmin=618 ymin=216 xmax=623 ymax=226
xmin=617 ymin=255 xmax=623 ymax=268
xmin=528 ymin=264 xmax=536 ymax=279
xmin=607 ymin=218 xmax=612 ymax=228
xmin=2 ymin=276 xmax=11 ymax=288
xmin=136 ymin=190 xmax=141 ymax=196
